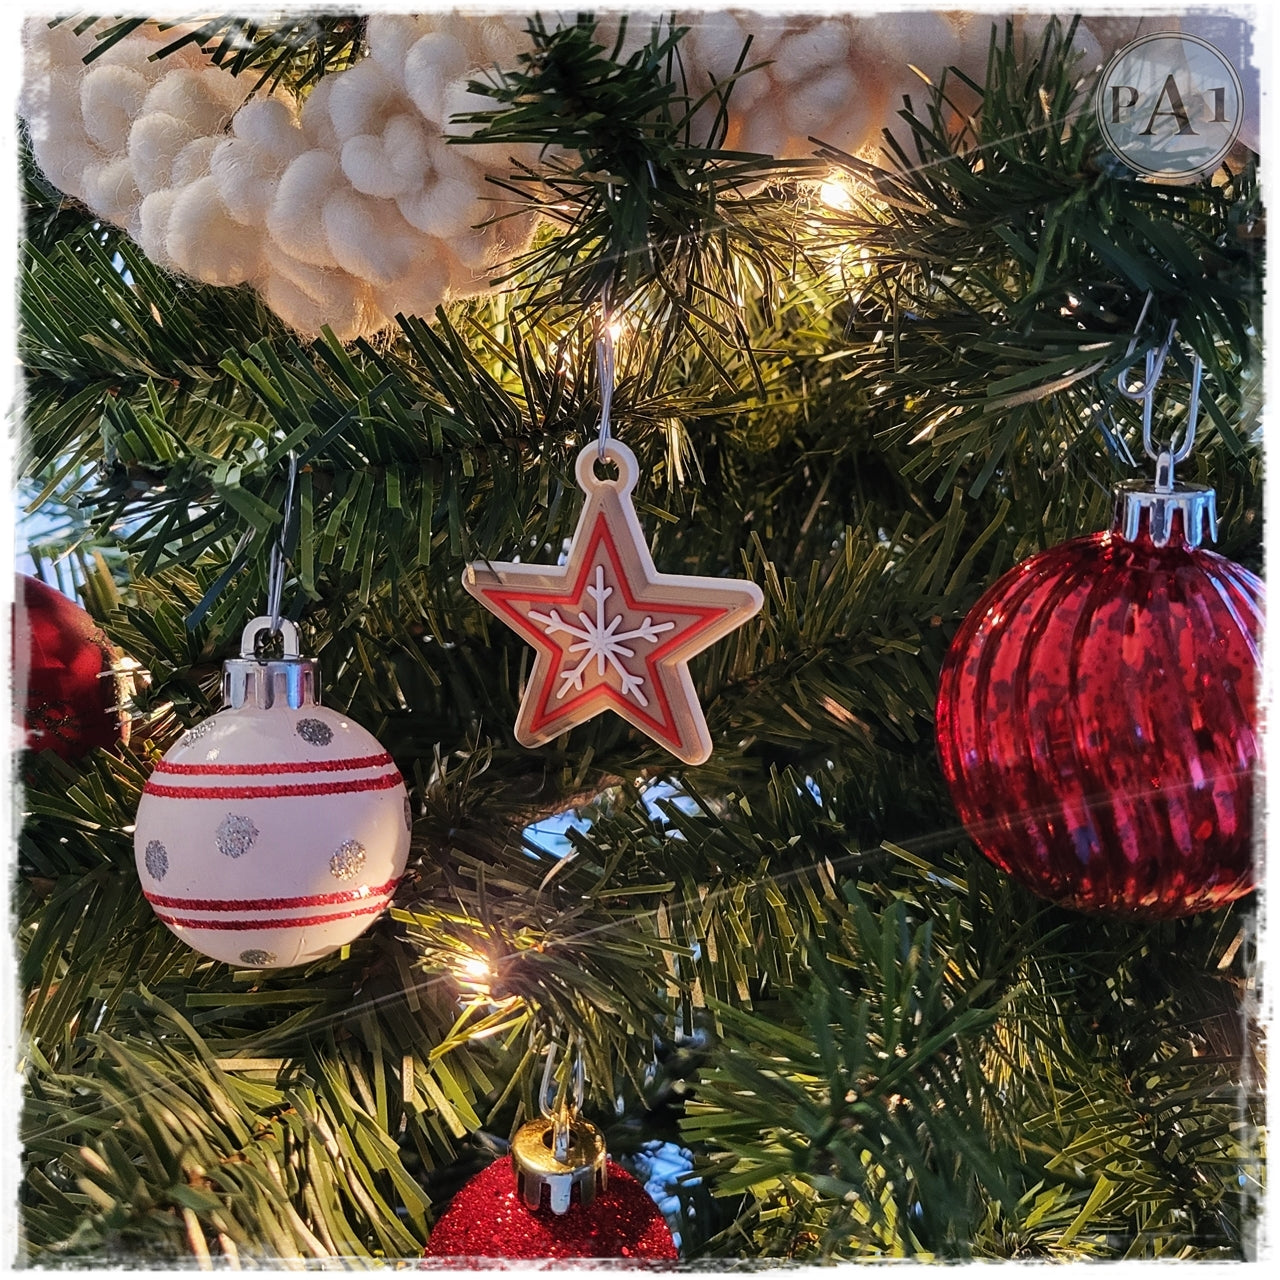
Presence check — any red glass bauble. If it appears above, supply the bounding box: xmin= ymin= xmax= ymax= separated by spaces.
xmin=935 ymin=503 xmax=1261 ymax=917
xmin=422 ymin=1158 xmax=678 ymax=1262
xmin=14 ymin=574 xmax=125 ymax=760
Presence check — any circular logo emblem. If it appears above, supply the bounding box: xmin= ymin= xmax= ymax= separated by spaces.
xmin=1095 ymin=32 xmax=1243 ymax=180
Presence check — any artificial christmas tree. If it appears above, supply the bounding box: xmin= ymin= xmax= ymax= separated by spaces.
xmin=15 ymin=10 xmax=1262 ymax=1266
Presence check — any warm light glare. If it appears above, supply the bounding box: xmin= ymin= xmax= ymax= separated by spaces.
xmin=819 ymin=175 xmax=855 ymax=211
xmin=459 ymin=955 xmax=492 ymax=981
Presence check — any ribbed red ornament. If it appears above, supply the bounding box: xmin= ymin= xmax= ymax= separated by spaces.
xmin=422 ymin=1158 xmax=678 ymax=1262
xmin=14 ymin=574 xmax=124 ymax=760
xmin=935 ymin=503 xmax=1261 ymax=917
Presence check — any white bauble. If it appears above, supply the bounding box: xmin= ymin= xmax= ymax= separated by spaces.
xmin=134 ymin=619 xmax=411 ymax=968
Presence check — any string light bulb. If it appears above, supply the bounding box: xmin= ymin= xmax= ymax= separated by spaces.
xmin=818 ymin=173 xmax=856 ymax=211
xmin=454 ymin=952 xmax=494 ymax=995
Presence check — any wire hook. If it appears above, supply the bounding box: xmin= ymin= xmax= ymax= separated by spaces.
xmin=1111 ymin=299 xmax=1198 ymax=476
xmin=538 ymin=1039 xmax=585 ymax=1120
xmin=1111 ymin=303 xmax=1204 ymax=485
xmin=538 ymin=1039 xmax=585 ymax=1164
xmin=1145 ymin=352 xmax=1204 ymax=491
xmin=1118 ymin=290 xmax=1155 ymax=363
xmin=266 ymin=451 xmax=299 ymax=638
xmin=1116 ymin=317 xmax=1177 ymax=404
xmin=595 ymin=276 xmax=616 ymax=462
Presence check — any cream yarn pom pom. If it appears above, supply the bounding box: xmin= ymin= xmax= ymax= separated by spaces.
xmin=22 ymin=12 xmax=1114 ymax=341
xmin=22 ymin=14 xmax=538 ymax=341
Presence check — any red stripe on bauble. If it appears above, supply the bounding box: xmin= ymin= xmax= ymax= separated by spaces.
xmin=155 ymin=752 xmax=392 ymax=776
xmin=153 ymin=901 xmax=389 ymax=930
xmin=143 ymin=772 xmax=403 ymax=799
xmin=143 ymin=876 xmax=400 ymax=911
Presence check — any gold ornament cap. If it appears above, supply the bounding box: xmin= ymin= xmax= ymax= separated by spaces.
xmin=510 ymin=1112 xmax=608 ymax=1215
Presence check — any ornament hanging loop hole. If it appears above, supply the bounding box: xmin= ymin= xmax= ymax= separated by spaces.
xmin=240 ymin=615 xmax=301 ymax=662
xmin=575 ymin=438 xmax=638 ymax=497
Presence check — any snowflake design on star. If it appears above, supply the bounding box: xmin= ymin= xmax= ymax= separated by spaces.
xmin=529 ymin=565 xmax=675 ymax=707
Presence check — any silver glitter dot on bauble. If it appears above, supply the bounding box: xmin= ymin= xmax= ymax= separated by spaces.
xmin=144 ymin=840 xmax=168 ymax=880
xmin=296 ymin=717 xmax=333 ymax=746
xmin=239 ymin=949 xmax=276 ymax=967
xmin=181 ymin=720 xmax=215 ymax=748
xmin=216 ymin=813 xmax=259 ymax=859
xmin=330 ymin=839 xmax=367 ymax=880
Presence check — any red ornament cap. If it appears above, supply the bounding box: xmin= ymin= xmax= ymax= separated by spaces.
xmin=422 ymin=1156 xmax=678 ymax=1262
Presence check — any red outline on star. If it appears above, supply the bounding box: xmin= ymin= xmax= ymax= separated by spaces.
xmin=468 ymin=512 xmax=756 ymax=759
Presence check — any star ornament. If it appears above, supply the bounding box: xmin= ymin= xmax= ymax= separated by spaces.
xmin=463 ymin=441 xmax=763 ymax=765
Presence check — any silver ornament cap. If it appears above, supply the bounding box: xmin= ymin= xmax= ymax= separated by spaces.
xmin=510 ymin=1113 xmax=608 ymax=1215
xmin=1113 ymin=481 xmax=1218 ymax=549
xmin=1113 ymin=449 xmax=1217 ymax=549
xmin=222 ymin=617 xmax=319 ymax=710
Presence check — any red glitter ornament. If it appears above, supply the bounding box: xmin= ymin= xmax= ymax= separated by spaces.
xmin=422 ymin=1158 xmax=678 ymax=1262
xmin=14 ymin=574 xmax=126 ymax=760
xmin=935 ymin=484 xmax=1261 ymax=918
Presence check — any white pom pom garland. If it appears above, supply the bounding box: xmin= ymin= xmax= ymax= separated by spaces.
xmin=22 ymin=12 xmax=1120 ymax=340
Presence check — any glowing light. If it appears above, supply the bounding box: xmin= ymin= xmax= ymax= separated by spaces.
xmin=454 ymin=953 xmax=496 ymax=997
xmin=818 ymin=175 xmax=855 ymax=211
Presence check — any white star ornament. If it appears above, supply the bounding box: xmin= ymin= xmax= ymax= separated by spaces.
xmin=462 ymin=441 xmax=763 ymax=765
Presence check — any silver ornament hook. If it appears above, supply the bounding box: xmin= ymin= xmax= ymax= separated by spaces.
xmin=1108 ymin=301 xmax=1216 ymax=549
xmin=266 ymin=451 xmax=300 ymax=636
xmin=539 ymin=1038 xmax=586 ymax=1163
xmin=1114 ymin=314 xmax=1204 ymax=490
xmin=596 ymin=278 xmax=615 ymax=462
